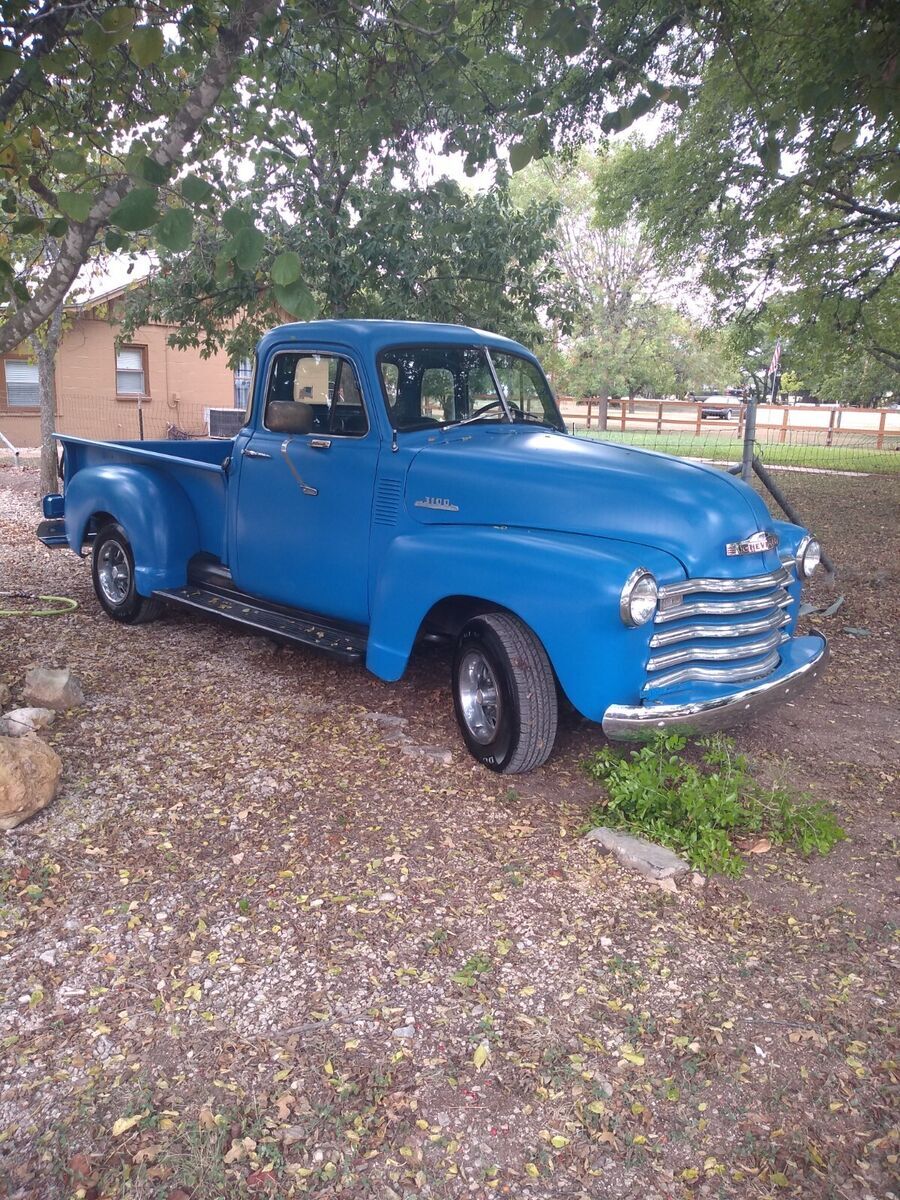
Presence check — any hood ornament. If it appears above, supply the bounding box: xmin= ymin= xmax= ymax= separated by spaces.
xmin=725 ymin=530 xmax=779 ymax=557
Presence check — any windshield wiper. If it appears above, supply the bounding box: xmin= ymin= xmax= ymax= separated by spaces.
xmin=449 ymin=406 xmax=508 ymax=429
xmin=511 ymin=412 xmax=558 ymax=427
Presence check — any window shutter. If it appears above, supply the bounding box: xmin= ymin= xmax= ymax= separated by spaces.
xmin=5 ymin=360 xmax=40 ymax=407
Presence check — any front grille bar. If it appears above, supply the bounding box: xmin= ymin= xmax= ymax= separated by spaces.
xmin=650 ymin=608 xmax=790 ymax=648
xmin=655 ymin=586 xmax=792 ymax=624
xmin=658 ymin=564 xmax=793 ymax=600
xmin=647 ymin=629 xmax=787 ymax=673
xmin=643 ymin=649 xmax=782 ymax=693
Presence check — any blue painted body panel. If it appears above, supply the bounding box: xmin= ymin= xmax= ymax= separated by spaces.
xmin=49 ymin=319 xmax=821 ymax=727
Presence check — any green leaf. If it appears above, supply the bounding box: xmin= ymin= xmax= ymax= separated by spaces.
xmin=831 ymin=129 xmax=855 ymax=154
xmin=58 ymin=192 xmax=93 ymax=223
xmin=509 ymin=142 xmax=534 ymax=173
xmin=132 ymin=155 xmax=170 ymax=185
xmin=101 ymin=7 xmax=136 ymax=35
xmin=82 ymin=20 xmax=119 ymax=56
xmin=105 ymin=229 xmax=128 ymax=253
xmin=274 ymin=277 xmax=317 ymax=320
xmin=1 ymin=191 xmax=16 ymax=214
xmin=155 ymin=206 xmax=194 ymax=252
xmin=523 ymin=0 xmax=545 ymax=31
xmin=759 ymin=136 xmax=781 ymax=175
xmin=47 ymin=217 xmax=68 ymax=237
xmin=0 ymin=255 xmax=12 ymax=277
xmin=129 ymin=25 xmax=165 ymax=68
xmin=12 ymin=214 xmax=43 ymax=235
xmin=0 ymin=48 xmax=19 ymax=82
xmin=230 ymin=226 xmax=265 ymax=271
xmin=222 ymin=206 xmax=251 ymax=234
xmin=180 ymin=174 xmax=214 ymax=205
xmin=53 ymin=149 xmax=88 ymax=175
xmin=272 ymin=251 xmax=302 ymax=286
xmin=109 ymin=186 xmax=160 ymax=231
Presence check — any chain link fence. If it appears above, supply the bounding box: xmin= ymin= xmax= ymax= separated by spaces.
xmin=563 ymin=396 xmax=900 ymax=476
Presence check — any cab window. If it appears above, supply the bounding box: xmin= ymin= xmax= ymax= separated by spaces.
xmin=264 ymin=353 xmax=368 ymax=436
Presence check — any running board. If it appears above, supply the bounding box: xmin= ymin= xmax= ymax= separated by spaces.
xmin=153 ymin=585 xmax=367 ymax=662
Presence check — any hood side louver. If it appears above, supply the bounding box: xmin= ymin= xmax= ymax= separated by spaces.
xmin=373 ymin=477 xmax=404 ymax=526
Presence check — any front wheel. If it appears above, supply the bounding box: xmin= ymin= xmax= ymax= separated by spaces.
xmin=452 ymin=612 xmax=558 ymax=773
xmin=91 ymin=523 xmax=162 ymax=624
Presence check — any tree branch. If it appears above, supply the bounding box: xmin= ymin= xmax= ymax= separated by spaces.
xmin=0 ymin=2 xmax=77 ymax=125
xmin=0 ymin=0 xmax=277 ymax=356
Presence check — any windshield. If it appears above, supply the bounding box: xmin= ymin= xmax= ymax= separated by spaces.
xmin=377 ymin=344 xmax=565 ymax=433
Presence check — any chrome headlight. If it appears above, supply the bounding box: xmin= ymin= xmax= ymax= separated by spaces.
xmin=620 ymin=569 xmax=659 ymax=627
xmin=797 ymin=535 xmax=822 ymax=579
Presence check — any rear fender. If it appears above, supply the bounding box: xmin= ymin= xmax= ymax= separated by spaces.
xmin=366 ymin=527 xmax=682 ymax=721
xmin=65 ymin=464 xmax=200 ymax=594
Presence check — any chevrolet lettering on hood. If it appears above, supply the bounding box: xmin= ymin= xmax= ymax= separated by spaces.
xmin=725 ymin=530 xmax=780 ymax=557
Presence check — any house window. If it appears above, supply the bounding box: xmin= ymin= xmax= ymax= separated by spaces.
xmin=234 ymin=359 xmax=253 ymax=410
xmin=3 ymin=359 xmax=40 ymax=408
xmin=116 ymin=346 xmax=147 ymax=396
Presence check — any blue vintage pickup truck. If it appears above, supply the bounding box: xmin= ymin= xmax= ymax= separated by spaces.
xmin=38 ymin=320 xmax=827 ymax=772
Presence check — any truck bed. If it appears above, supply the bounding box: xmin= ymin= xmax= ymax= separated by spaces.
xmin=55 ymin=434 xmax=232 ymax=564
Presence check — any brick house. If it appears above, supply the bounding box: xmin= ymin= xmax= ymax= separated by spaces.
xmin=0 ymin=283 xmax=249 ymax=449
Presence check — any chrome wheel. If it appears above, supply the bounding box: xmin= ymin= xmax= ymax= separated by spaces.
xmin=97 ymin=539 xmax=131 ymax=606
xmin=458 ymin=648 xmax=502 ymax=745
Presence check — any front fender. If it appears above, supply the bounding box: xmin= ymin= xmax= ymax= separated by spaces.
xmin=65 ymin=464 xmax=201 ymax=594
xmin=366 ymin=526 xmax=683 ymax=722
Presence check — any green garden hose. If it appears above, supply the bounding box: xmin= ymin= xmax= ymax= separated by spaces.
xmin=0 ymin=592 xmax=78 ymax=617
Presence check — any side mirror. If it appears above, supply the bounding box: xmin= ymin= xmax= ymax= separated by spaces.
xmin=266 ymin=400 xmax=314 ymax=435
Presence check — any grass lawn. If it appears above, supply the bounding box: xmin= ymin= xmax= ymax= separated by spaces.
xmin=577 ymin=429 xmax=900 ymax=473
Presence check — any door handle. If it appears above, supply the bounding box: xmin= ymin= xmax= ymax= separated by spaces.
xmin=243 ymin=448 xmax=272 ymax=460
xmin=280 ymin=438 xmax=318 ymax=496
xmin=309 ymin=438 xmax=332 ymax=450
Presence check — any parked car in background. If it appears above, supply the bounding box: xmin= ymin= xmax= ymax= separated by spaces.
xmin=700 ymin=394 xmax=743 ymax=420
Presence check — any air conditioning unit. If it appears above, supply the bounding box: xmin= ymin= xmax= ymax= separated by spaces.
xmin=207 ymin=408 xmax=245 ymax=439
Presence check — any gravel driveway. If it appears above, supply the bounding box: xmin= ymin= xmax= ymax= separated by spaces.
xmin=1 ymin=463 xmax=897 ymax=1199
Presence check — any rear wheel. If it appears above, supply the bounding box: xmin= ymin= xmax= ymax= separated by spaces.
xmin=91 ymin=523 xmax=162 ymax=624
xmin=452 ymin=612 xmax=557 ymax=773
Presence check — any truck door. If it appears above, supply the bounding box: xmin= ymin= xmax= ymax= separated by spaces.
xmin=232 ymin=348 xmax=377 ymax=623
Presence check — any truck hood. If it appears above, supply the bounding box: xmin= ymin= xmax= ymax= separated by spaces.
xmin=405 ymin=427 xmax=783 ymax=578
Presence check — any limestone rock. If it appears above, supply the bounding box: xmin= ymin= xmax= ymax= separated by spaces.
xmin=0 ymin=735 xmax=62 ymax=830
xmin=23 ymin=667 xmax=85 ymax=712
xmin=0 ymin=707 xmax=57 ymax=737
xmin=584 ymin=826 xmax=689 ymax=881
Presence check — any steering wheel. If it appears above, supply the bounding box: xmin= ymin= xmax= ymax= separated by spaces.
xmin=470 ymin=399 xmax=523 ymax=419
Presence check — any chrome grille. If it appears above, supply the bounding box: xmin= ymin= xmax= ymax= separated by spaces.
xmin=644 ymin=564 xmax=796 ymax=693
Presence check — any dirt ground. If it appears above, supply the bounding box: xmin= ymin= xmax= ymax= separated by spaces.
xmin=0 ymin=463 xmax=897 ymax=1200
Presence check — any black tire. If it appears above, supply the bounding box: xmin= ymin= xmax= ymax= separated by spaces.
xmin=452 ymin=612 xmax=558 ymax=774
xmin=91 ymin=522 xmax=162 ymax=624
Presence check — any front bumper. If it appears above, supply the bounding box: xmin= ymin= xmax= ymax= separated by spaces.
xmin=602 ymin=634 xmax=828 ymax=740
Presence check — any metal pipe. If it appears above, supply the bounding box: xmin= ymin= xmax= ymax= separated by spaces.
xmin=751 ymin=455 xmax=835 ymax=577
xmin=0 ymin=429 xmax=21 ymax=470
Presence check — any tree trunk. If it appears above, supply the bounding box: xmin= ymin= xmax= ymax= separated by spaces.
xmin=31 ymin=304 xmax=63 ymax=497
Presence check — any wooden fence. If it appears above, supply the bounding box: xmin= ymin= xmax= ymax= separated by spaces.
xmin=556 ymin=397 xmax=900 ymax=450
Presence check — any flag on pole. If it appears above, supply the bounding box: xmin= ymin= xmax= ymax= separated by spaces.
xmin=768 ymin=338 xmax=782 ymax=378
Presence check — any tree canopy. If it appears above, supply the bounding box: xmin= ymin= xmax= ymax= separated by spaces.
xmin=1 ymin=0 xmax=687 ymax=354
xmin=594 ymin=0 xmax=899 ymax=384
xmin=511 ymin=149 xmax=736 ymax=398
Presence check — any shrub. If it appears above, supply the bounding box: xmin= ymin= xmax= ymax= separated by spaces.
xmin=582 ymin=733 xmax=845 ymax=877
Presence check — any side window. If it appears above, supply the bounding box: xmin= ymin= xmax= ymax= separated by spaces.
xmin=264 ymin=352 xmax=368 ymax=437
xmin=490 ymin=352 xmax=548 ymax=418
